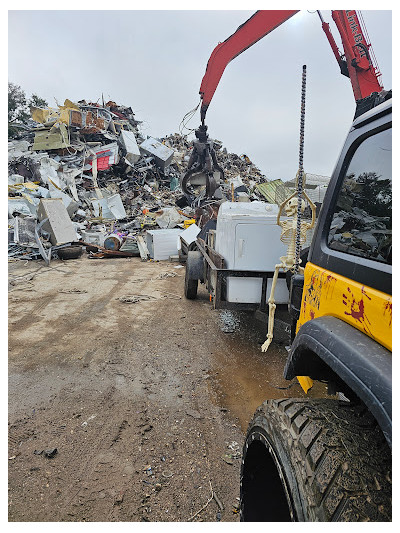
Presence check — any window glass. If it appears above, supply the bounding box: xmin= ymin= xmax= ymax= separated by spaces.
xmin=328 ymin=128 xmax=392 ymax=264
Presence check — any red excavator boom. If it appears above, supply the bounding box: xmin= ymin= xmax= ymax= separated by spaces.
xmin=199 ymin=9 xmax=384 ymax=122
xmin=320 ymin=10 xmax=383 ymax=101
xmin=199 ymin=10 xmax=299 ymax=123
xmin=188 ymin=9 xmax=387 ymax=199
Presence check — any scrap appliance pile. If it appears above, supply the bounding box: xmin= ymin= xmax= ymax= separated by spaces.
xmin=7 ymin=97 xmax=274 ymax=263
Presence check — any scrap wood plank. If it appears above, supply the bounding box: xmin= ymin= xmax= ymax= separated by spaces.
xmin=136 ymin=235 xmax=150 ymax=261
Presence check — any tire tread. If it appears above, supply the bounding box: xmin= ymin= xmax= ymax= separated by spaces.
xmin=242 ymin=398 xmax=391 ymax=521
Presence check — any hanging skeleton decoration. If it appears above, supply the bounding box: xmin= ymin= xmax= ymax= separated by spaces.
xmin=261 ymin=65 xmax=316 ymax=353
xmin=261 ymin=175 xmax=316 ymax=352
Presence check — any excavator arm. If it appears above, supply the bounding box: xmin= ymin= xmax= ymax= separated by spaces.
xmin=320 ymin=10 xmax=383 ymax=101
xmin=199 ymin=10 xmax=299 ymax=123
xmin=199 ymin=9 xmax=384 ymax=122
xmin=186 ymin=9 xmax=386 ymax=201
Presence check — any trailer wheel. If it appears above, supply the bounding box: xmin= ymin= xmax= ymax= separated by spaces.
xmin=240 ymin=398 xmax=391 ymax=522
xmin=184 ymin=272 xmax=198 ymax=300
xmin=184 ymin=251 xmax=203 ymax=300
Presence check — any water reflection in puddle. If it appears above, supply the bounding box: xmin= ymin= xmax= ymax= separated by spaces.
xmin=210 ymin=310 xmax=327 ymax=432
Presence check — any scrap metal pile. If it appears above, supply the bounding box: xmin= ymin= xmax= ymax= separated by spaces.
xmin=8 ymin=97 xmax=270 ymax=263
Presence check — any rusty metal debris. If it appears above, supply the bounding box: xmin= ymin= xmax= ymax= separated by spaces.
xmin=9 ymin=96 xmax=323 ymax=265
xmin=116 ymin=294 xmax=156 ymax=304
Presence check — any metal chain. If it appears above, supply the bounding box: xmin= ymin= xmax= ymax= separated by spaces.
xmin=294 ymin=65 xmax=307 ymax=274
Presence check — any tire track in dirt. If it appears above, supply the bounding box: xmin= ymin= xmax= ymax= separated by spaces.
xmin=48 ymin=391 xmax=134 ymax=520
xmin=9 ymin=258 xmax=244 ymax=522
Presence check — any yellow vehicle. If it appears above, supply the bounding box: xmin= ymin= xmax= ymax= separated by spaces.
xmin=240 ymin=97 xmax=392 ymax=521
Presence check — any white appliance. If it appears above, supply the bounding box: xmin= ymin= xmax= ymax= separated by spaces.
xmin=146 ymin=228 xmax=183 ymax=260
xmin=215 ymin=201 xmax=289 ymax=304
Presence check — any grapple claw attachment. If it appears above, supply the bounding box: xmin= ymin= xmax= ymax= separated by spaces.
xmin=181 ymin=124 xmax=224 ymax=199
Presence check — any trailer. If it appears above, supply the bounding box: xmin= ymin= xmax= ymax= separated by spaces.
xmin=185 ymin=233 xmax=295 ymax=346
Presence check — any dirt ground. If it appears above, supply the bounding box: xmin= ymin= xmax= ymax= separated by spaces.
xmin=8 ymin=254 xmax=325 ymax=522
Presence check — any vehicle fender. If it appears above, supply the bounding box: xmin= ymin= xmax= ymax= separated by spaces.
xmin=284 ymin=316 xmax=392 ymax=446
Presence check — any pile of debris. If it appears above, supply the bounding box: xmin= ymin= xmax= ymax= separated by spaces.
xmin=8 ymin=97 xmax=271 ymax=264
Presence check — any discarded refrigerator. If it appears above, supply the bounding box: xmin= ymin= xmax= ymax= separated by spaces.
xmin=215 ymin=201 xmax=289 ymax=304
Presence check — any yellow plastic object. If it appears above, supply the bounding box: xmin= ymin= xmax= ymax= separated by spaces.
xmin=183 ymin=219 xmax=196 ymax=228
xmin=297 ymin=376 xmax=314 ymax=394
xmin=297 ymin=262 xmax=392 ymax=351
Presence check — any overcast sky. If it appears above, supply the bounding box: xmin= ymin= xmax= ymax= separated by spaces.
xmin=8 ymin=4 xmax=392 ymax=182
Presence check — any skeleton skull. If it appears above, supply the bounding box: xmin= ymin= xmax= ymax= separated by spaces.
xmin=285 ymin=197 xmax=306 ymax=217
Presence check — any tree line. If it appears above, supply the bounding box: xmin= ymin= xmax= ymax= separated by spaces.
xmin=8 ymin=82 xmax=48 ymax=138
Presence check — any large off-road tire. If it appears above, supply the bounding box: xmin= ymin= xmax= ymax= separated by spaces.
xmin=184 ymin=251 xmax=203 ymax=300
xmin=240 ymin=398 xmax=391 ymax=522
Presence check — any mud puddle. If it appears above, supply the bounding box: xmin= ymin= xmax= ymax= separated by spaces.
xmin=209 ymin=310 xmax=327 ymax=432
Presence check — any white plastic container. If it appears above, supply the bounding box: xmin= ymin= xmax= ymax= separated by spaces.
xmin=215 ymin=201 xmax=289 ymax=304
